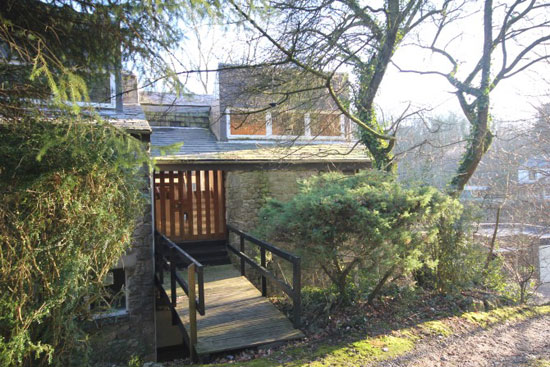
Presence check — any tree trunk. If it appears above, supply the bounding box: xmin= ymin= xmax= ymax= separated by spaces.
xmin=484 ymin=206 xmax=501 ymax=269
xmin=355 ymin=0 xmax=401 ymax=172
xmin=448 ymin=0 xmax=494 ymax=196
xmin=367 ymin=265 xmax=397 ymax=305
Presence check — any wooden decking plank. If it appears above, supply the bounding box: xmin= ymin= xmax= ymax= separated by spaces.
xmin=178 ymin=307 xmax=291 ymax=330
xmin=198 ymin=323 xmax=301 ymax=343
xmin=200 ymin=327 xmax=302 ymax=345
xmin=195 ymin=328 xmax=302 ymax=355
xmin=163 ymin=263 xmax=303 ymax=356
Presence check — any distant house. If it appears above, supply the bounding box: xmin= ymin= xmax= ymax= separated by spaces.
xmin=518 ymin=156 xmax=550 ymax=199
xmin=475 ymin=223 xmax=550 ymax=284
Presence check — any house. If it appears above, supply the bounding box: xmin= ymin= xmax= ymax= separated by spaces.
xmin=81 ymin=73 xmax=157 ymax=364
xmin=0 ymin=10 xmax=158 ymax=359
xmin=150 ymin=66 xmax=370 ymax=237
xmin=2 ymin=49 xmax=370 ymax=361
xmin=147 ymin=65 xmax=371 ymax=357
xmin=517 ymin=155 xmax=550 ymax=199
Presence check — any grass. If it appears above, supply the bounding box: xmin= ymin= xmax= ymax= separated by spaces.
xmin=527 ymin=358 xmax=550 ymax=367
xmin=461 ymin=305 xmax=550 ymax=328
xmin=190 ymin=304 xmax=550 ymax=367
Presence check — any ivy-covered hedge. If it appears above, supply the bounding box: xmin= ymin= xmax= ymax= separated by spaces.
xmin=0 ymin=117 xmax=148 ymax=366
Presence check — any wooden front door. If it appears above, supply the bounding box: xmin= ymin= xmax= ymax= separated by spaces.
xmin=154 ymin=170 xmax=226 ymax=241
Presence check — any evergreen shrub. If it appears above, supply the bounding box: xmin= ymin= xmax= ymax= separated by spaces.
xmin=258 ymin=170 xmax=459 ymax=304
xmin=0 ymin=117 xmax=148 ymax=366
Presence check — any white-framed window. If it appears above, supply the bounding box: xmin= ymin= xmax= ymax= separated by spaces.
xmin=227 ymin=107 xmax=268 ymax=136
xmin=0 ymin=54 xmax=117 ymax=109
xmin=76 ymin=73 xmax=116 ymax=109
xmin=226 ymin=107 xmax=348 ymax=140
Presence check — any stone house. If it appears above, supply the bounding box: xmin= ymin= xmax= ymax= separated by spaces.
xmin=150 ymin=66 xmax=370 ymax=235
xmin=147 ymin=66 xmax=371 ymax=355
xmin=84 ymin=73 xmax=157 ymax=364
xmin=77 ymin=65 xmax=371 ymax=363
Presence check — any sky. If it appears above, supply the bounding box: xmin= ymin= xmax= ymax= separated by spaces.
xmin=171 ymin=3 xmax=549 ymax=126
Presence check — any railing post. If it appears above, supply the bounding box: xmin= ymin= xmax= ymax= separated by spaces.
xmin=240 ymin=234 xmax=245 ymax=276
xmin=158 ymin=255 xmax=164 ymax=285
xmin=260 ymin=247 xmax=267 ymax=297
xmin=292 ymin=257 xmax=301 ymax=328
xmin=170 ymin=247 xmax=177 ymax=325
xmin=188 ymin=263 xmax=198 ymax=358
xmin=154 ymin=233 xmax=162 ymax=284
xmin=197 ymin=266 xmax=205 ymax=315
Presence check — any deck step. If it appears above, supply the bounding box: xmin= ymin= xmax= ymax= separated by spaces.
xmin=177 ymin=240 xmax=230 ymax=266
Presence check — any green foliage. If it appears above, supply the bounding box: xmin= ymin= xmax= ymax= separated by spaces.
xmin=0 ymin=117 xmax=148 ymax=366
xmin=127 ymin=355 xmax=142 ymax=367
xmin=416 ymin=208 xmax=508 ymax=296
xmin=0 ymin=0 xmax=218 ymax=118
xmin=258 ymin=171 xmax=459 ymax=303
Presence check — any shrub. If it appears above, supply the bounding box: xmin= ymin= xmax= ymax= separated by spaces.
xmin=258 ymin=170 xmax=459 ymax=304
xmin=416 ymin=207 xmax=509 ymax=296
xmin=0 ymin=117 xmax=148 ymax=366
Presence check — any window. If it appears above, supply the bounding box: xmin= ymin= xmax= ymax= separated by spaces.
xmin=87 ymin=73 xmax=115 ymax=105
xmin=229 ymin=109 xmax=266 ymax=135
xmin=226 ymin=107 xmax=348 ymax=140
xmin=92 ymin=268 xmax=126 ymax=312
xmin=272 ymin=111 xmax=305 ymax=136
xmin=77 ymin=72 xmax=116 ymax=109
xmin=309 ymin=112 xmax=342 ymax=137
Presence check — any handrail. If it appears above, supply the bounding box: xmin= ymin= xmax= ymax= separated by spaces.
xmin=154 ymin=230 xmax=205 ymax=359
xmin=155 ymin=231 xmax=205 ymax=315
xmin=226 ymin=224 xmax=301 ymax=328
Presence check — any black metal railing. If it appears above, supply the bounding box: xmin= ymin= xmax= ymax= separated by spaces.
xmin=226 ymin=224 xmax=301 ymax=328
xmin=154 ymin=231 xmax=205 ymax=358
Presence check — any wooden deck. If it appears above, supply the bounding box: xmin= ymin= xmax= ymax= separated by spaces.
xmin=166 ymin=264 xmax=304 ymax=356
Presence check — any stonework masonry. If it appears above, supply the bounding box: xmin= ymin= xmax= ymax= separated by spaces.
xmin=89 ymin=156 xmax=156 ymax=364
xmin=225 ymin=168 xmax=355 ymax=295
xmin=225 ymin=169 xmax=318 ymax=232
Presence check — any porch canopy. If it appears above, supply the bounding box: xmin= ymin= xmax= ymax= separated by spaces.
xmin=151 ymin=126 xmax=371 ymax=171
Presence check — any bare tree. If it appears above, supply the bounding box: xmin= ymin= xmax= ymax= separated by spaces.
xmin=398 ymin=0 xmax=550 ymax=195
xmin=225 ymin=0 xmax=454 ymax=171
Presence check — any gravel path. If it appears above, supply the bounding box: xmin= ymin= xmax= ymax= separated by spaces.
xmin=375 ymin=315 xmax=550 ymax=367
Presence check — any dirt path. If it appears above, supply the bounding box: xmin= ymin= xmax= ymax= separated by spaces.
xmin=375 ymin=315 xmax=550 ymax=367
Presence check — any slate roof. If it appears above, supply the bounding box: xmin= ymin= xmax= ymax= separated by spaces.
xmin=475 ymin=223 xmax=550 ymax=238
xmin=152 ymin=127 xmax=370 ymax=164
xmin=97 ymin=104 xmax=151 ymax=135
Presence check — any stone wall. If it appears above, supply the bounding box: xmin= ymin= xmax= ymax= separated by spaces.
xmin=89 ymin=145 xmax=156 ymax=365
xmin=122 ymin=73 xmax=139 ymax=105
xmin=225 ymin=168 xmax=342 ymax=293
xmin=225 ymin=169 xmax=317 ymax=232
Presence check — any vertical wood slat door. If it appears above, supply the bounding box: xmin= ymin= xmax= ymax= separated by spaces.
xmin=154 ymin=170 xmax=226 ymax=241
